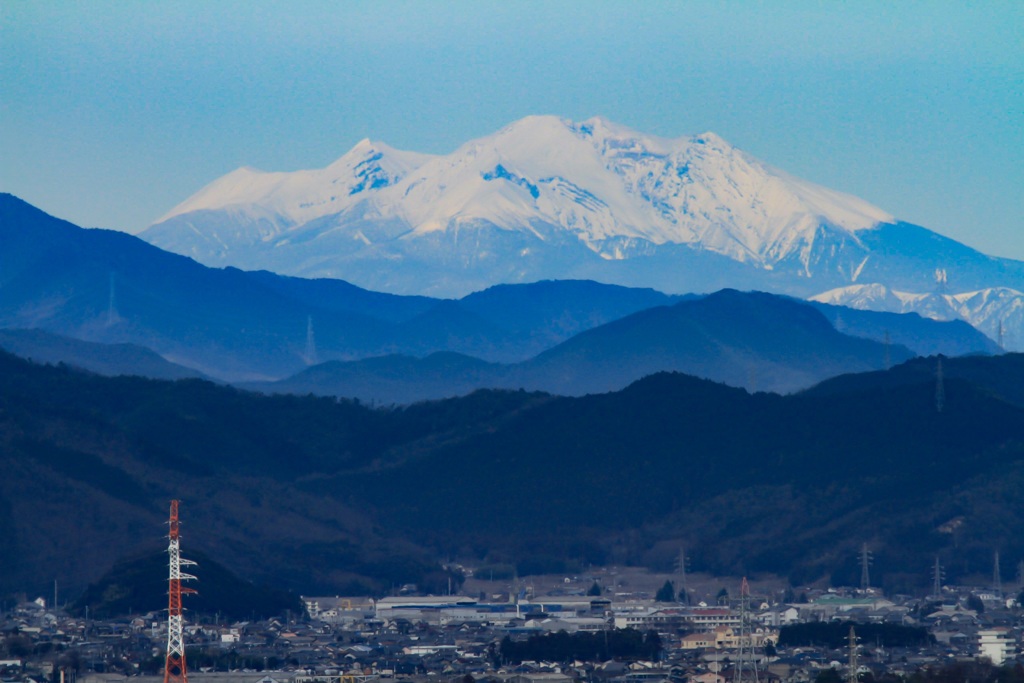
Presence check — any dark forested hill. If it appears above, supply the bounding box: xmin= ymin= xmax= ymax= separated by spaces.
xmin=330 ymin=364 xmax=1024 ymax=583
xmin=71 ymin=549 xmax=305 ymax=620
xmin=805 ymin=352 xmax=1024 ymax=408
xmin=2 ymin=348 xmax=1023 ymax=602
xmin=0 ymin=348 xmax=533 ymax=599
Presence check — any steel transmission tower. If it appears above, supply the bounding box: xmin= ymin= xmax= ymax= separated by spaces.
xmin=993 ymin=551 xmax=1002 ymax=598
xmin=847 ymin=625 xmax=859 ymax=683
xmin=735 ymin=577 xmax=760 ymax=683
xmin=931 ymin=556 xmax=944 ymax=599
xmin=164 ymin=500 xmax=197 ymax=683
xmin=304 ymin=315 xmax=317 ymax=366
xmin=678 ymin=547 xmax=689 ymax=605
xmin=860 ymin=544 xmax=872 ymax=591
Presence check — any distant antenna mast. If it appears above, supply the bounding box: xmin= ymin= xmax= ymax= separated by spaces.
xmin=847 ymin=625 xmax=859 ymax=683
xmin=107 ymin=272 xmax=119 ymax=326
xmin=931 ymin=556 xmax=944 ymax=599
xmin=164 ymin=500 xmax=197 ymax=683
xmin=678 ymin=547 xmax=689 ymax=605
xmin=993 ymin=551 xmax=1002 ymax=598
xmin=997 ymin=320 xmax=1004 ymax=352
xmin=304 ymin=315 xmax=317 ymax=365
xmin=860 ymin=544 xmax=872 ymax=591
xmin=935 ymin=357 xmax=945 ymax=413
xmin=735 ymin=577 xmax=760 ymax=683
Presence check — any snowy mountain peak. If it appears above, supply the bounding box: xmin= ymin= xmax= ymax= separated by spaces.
xmin=157 ymin=138 xmax=435 ymax=226
xmin=811 ymin=283 xmax=1024 ymax=351
xmin=144 ymin=115 xmax=908 ymax=296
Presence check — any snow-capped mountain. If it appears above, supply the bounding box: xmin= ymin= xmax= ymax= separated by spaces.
xmin=144 ymin=115 xmax=1024 ymax=298
xmin=147 ymin=139 xmax=433 ymax=259
xmin=811 ymin=283 xmax=1024 ymax=351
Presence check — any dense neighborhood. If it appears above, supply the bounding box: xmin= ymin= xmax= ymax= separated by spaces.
xmin=3 ymin=574 xmax=1021 ymax=683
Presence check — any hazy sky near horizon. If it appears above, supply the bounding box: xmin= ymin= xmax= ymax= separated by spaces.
xmin=3 ymin=2 xmax=1022 ymax=259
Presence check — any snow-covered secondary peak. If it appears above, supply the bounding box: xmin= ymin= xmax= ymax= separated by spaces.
xmin=156 ymin=139 xmax=435 ymax=226
xmin=811 ymin=283 xmax=1024 ymax=351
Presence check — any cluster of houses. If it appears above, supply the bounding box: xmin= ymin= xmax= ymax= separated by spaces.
xmin=1 ymin=584 xmax=1020 ymax=683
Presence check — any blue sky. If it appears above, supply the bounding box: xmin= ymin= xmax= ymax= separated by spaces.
xmin=2 ymin=1 xmax=1022 ymax=258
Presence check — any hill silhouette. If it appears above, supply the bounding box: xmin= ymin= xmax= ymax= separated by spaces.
xmin=252 ymin=290 xmax=921 ymax=402
xmin=3 ymin=194 xmax=996 ymax=394
xmin=71 ymin=548 xmax=304 ymax=620
xmin=2 ymin=347 xmax=1023 ymax=600
xmin=0 ymin=194 xmax=682 ymax=377
xmin=0 ymin=328 xmax=209 ymax=381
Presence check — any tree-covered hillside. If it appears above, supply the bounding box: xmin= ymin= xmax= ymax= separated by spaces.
xmin=2 ymin=349 xmax=1023 ymax=602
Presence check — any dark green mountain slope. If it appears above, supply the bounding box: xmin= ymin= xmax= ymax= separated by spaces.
xmin=331 ymin=368 xmax=1024 ymax=583
xmin=806 ymin=352 xmax=1024 ymax=407
xmin=3 ymin=348 xmax=1024 ymax=600
xmin=71 ymin=549 xmax=304 ymax=620
xmin=0 ymin=349 xmax=534 ymax=598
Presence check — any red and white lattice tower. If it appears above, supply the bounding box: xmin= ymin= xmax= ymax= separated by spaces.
xmin=164 ymin=500 xmax=197 ymax=683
